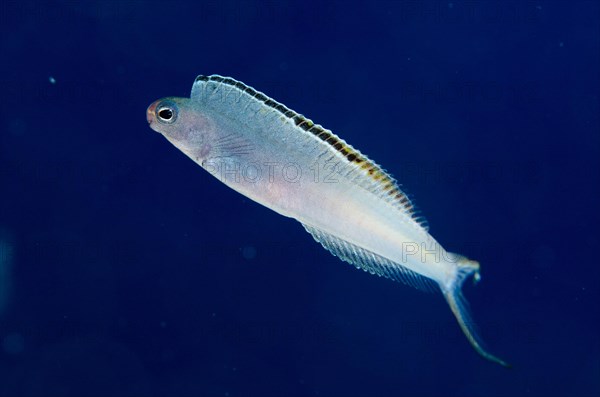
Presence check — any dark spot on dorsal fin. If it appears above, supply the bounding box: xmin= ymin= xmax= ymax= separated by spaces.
xmin=317 ymin=131 xmax=330 ymax=140
xmin=309 ymin=126 xmax=323 ymax=135
xmin=274 ymin=104 xmax=287 ymax=113
xmin=326 ymin=136 xmax=338 ymax=145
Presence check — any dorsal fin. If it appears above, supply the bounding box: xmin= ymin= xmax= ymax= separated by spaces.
xmin=326 ymin=143 xmax=429 ymax=232
xmin=302 ymin=223 xmax=437 ymax=292
xmin=191 ymin=75 xmax=428 ymax=231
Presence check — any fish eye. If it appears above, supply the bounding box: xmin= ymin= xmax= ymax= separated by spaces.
xmin=156 ymin=103 xmax=178 ymax=124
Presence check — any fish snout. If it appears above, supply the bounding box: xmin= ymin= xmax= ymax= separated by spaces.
xmin=147 ymin=101 xmax=159 ymax=125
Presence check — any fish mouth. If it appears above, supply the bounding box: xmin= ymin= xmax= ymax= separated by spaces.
xmin=146 ymin=100 xmax=158 ymax=125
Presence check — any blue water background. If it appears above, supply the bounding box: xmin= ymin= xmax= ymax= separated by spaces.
xmin=0 ymin=1 xmax=599 ymax=396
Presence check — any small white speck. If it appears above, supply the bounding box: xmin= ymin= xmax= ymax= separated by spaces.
xmin=49 ymin=76 xmax=56 ymax=84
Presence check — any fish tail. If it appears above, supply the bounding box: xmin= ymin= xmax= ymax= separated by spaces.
xmin=441 ymin=253 xmax=511 ymax=368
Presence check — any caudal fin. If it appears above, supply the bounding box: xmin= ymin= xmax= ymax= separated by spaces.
xmin=442 ymin=254 xmax=511 ymax=368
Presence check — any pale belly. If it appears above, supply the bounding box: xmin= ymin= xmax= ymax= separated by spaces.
xmin=219 ymin=165 xmax=454 ymax=285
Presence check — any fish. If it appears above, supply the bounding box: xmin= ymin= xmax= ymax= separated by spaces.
xmin=147 ymin=74 xmax=509 ymax=367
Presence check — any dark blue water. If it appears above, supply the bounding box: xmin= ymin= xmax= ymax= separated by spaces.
xmin=1 ymin=1 xmax=598 ymax=396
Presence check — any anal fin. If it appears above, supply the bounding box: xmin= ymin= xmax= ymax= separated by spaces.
xmin=302 ymin=223 xmax=436 ymax=292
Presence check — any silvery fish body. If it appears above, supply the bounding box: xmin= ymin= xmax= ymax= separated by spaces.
xmin=147 ymin=75 xmax=508 ymax=367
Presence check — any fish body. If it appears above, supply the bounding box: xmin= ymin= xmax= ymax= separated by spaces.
xmin=147 ymin=75 xmax=508 ymax=367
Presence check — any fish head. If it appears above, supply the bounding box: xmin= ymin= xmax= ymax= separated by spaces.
xmin=147 ymin=97 xmax=216 ymax=162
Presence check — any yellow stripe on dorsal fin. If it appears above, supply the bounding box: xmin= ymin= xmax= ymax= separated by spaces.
xmin=301 ymin=119 xmax=429 ymax=231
